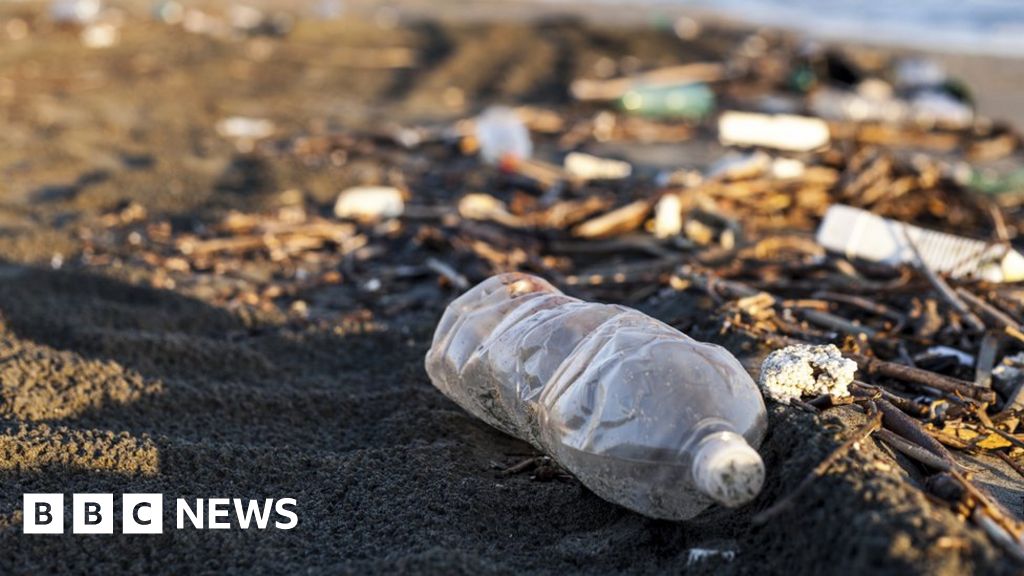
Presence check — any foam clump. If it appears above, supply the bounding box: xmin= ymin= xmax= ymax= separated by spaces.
xmin=758 ymin=344 xmax=857 ymax=404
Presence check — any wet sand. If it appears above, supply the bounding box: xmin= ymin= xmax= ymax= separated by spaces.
xmin=0 ymin=8 xmax=1020 ymax=575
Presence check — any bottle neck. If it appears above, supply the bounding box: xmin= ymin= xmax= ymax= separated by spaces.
xmin=691 ymin=430 xmax=765 ymax=508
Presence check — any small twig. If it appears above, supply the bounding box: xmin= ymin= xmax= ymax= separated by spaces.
xmin=973 ymin=509 xmax=1024 ymax=563
xmin=952 ymin=468 xmax=1024 ymax=541
xmin=499 ymin=456 xmax=546 ymax=476
xmin=425 ymin=257 xmax=469 ymax=290
xmin=875 ymin=429 xmax=952 ymax=472
xmin=812 ymin=291 xmax=906 ymax=325
xmin=1006 ymin=325 xmax=1024 ymax=346
xmin=956 ymin=288 xmax=1023 ymax=332
xmin=987 ymin=203 xmax=1011 ymax=244
xmin=798 ymin=309 xmax=877 ymax=338
xmin=849 ymin=353 xmax=996 ymax=404
xmin=876 ymin=399 xmax=959 ymax=467
xmin=996 ymin=451 xmax=1024 ymax=481
xmin=850 ymin=381 xmax=929 ymax=418
xmin=902 ymin=225 xmax=986 ymax=333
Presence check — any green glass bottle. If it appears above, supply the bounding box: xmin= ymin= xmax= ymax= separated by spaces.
xmin=618 ymin=82 xmax=715 ymax=120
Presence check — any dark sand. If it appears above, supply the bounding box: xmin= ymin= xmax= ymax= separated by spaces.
xmin=0 ymin=8 xmax=1021 ymax=575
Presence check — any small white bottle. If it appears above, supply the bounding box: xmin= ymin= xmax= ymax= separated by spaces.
xmin=473 ymin=106 xmax=532 ymax=165
xmin=425 ymin=273 xmax=768 ymax=520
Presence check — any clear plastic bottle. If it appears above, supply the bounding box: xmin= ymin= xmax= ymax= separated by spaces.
xmin=425 ymin=273 xmax=768 ymax=520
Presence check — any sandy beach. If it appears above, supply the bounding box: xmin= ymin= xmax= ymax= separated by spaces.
xmin=0 ymin=3 xmax=1022 ymax=574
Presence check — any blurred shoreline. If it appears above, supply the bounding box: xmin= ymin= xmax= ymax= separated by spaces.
xmin=344 ymin=0 xmax=1024 ymax=128
xmin=538 ymin=0 xmax=1024 ymax=59
xmin=7 ymin=1 xmax=1021 ymax=125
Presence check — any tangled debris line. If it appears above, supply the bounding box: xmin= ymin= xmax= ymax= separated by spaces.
xmin=57 ymin=23 xmax=1024 ymax=556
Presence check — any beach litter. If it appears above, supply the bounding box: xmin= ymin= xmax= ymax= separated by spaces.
xmin=817 ymin=204 xmax=1024 ymax=282
xmin=425 ymin=273 xmax=767 ymax=519
xmin=619 ymin=82 xmax=715 ymax=120
xmin=718 ymin=111 xmax=830 ymax=151
xmin=473 ymin=106 xmax=532 ymax=165
xmin=653 ymin=193 xmax=683 ymax=239
xmin=686 ymin=548 xmax=737 ymax=566
xmin=29 ymin=11 xmax=1024 ymax=565
xmin=333 ymin=186 xmax=406 ymax=222
xmin=759 ymin=344 xmax=857 ymax=405
xmin=563 ymin=152 xmax=632 ymax=181
xmin=215 ymin=116 xmax=276 ymax=152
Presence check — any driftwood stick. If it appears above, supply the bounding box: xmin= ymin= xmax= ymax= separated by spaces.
xmin=902 ymin=226 xmax=986 ymax=333
xmin=876 ymin=399 xmax=959 ymax=466
xmin=850 ymin=381 xmax=929 ymax=418
xmin=875 ymin=429 xmax=952 ymax=472
xmin=957 ymin=288 xmax=1023 ymax=332
xmin=849 ymin=353 xmax=996 ymax=403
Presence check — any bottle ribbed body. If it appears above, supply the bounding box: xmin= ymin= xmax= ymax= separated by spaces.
xmin=425 ymin=273 xmax=768 ymax=520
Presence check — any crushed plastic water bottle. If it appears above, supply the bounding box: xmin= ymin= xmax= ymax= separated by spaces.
xmin=425 ymin=273 xmax=768 ymax=520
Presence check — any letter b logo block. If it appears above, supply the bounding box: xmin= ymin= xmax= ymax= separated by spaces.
xmin=23 ymin=494 xmax=64 ymax=534
xmin=123 ymin=494 xmax=163 ymax=534
xmin=73 ymin=494 xmax=114 ymax=534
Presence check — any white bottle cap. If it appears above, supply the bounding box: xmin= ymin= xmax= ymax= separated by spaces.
xmin=692 ymin=431 xmax=765 ymax=508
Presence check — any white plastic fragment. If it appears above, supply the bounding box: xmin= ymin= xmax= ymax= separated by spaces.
xmin=771 ymin=157 xmax=806 ymax=180
xmin=705 ymin=151 xmax=805 ymax=181
xmin=809 ymin=86 xmax=907 ymax=124
xmin=215 ymin=116 xmax=276 ymax=140
xmin=809 ymin=82 xmax=972 ymax=129
xmin=817 ymin=204 xmax=1024 ymax=283
xmin=687 ymin=548 xmax=737 ymax=566
xmin=758 ymin=344 xmax=857 ymax=405
xmin=80 ymin=22 xmax=119 ymax=48
xmin=718 ymin=111 xmax=830 ymax=152
xmin=994 ymin=353 xmax=1024 ymax=386
xmin=894 ymin=57 xmax=947 ymax=89
xmin=994 ymin=353 xmax=1024 ymax=412
xmin=909 ymin=90 xmax=974 ymax=129
xmin=706 ymin=151 xmax=770 ymax=181
xmin=474 ymin=106 xmax=532 ymax=165
xmin=653 ymin=193 xmax=683 ymax=239
xmin=914 ymin=346 xmax=974 ymax=367
xmin=333 ymin=186 xmax=405 ymax=222
xmin=563 ymin=152 xmax=632 ymax=181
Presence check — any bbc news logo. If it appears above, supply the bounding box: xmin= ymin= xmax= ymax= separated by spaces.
xmin=23 ymin=494 xmax=298 ymax=534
